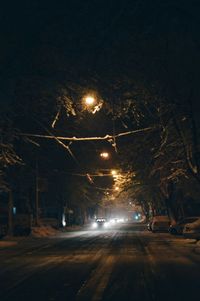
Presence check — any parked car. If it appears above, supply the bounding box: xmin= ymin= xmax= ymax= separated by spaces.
xmin=169 ymin=217 xmax=199 ymax=235
xmin=183 ymin=218 xmax=200 ymax=239
xmin=151 ymin=216 xmax=170 ymax=233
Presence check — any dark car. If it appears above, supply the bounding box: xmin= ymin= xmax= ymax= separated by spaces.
xmin=92 ymin=218 xmax=109 ymax=229
xmin=149 ymin=216 xmax=170 ymax=233
xmin=169 ymin=217 xmax=199 ymax=235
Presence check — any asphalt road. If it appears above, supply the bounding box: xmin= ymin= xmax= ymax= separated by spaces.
xmin=1 ymin=223 xmax=200 ymax=301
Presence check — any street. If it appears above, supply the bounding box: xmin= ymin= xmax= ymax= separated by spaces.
xmin=1 ymin=224 xmax=200 ymax=301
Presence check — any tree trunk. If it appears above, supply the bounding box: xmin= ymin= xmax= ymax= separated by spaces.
xmin=35 ymin=161 xmax=39 ymax=226
xmin=8 ymin=190 xmax=13 ymax=235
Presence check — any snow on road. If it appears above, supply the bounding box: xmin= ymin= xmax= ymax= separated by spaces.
xmin=0 ymin=225 xmax=200 ymax=301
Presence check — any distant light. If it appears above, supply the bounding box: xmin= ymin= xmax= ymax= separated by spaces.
xmin=103 ymin=222 xmax=109 ymax=228
xmin=115 ymin=187 xmax=119 ymax=191
xmin=62 ymin=214 xmax=66 ymax=227
xmin=13 ymin=207 xmax=17 ymax=215
xmin=92 ymin=222 xmax=97 ymax=228
xmin=111 ymin=169 xmax=117 ymax=176
xmin=100 ymin=152 xmax=110 ymax=159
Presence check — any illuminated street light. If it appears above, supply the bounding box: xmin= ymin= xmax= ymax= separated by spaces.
xmin=83 ymin=94 xmax=97 ymax=107
xmin=100 ymin=152 xmax=110 ymax=159
xmin=84 ymin=95 xmax=96 ymax=106
xmin=82 ymin=93 xmax=103 ymax=114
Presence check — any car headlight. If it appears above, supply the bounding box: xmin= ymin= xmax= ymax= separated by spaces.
xmin=92 ymin=222 xmax=98 ymax=228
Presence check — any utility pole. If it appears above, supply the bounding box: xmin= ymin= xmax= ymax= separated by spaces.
xmin=8 ymin=189 xmax=13 ymax=235
xmin=35 ymin=160 xmax=39 ymax=226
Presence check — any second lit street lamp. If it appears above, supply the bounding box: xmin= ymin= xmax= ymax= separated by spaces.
xmin=100 ymin=152 xmax=110 ymax=159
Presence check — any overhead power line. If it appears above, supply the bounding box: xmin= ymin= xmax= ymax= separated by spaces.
xmin=20 ymin=126 xmax=154 ymax=142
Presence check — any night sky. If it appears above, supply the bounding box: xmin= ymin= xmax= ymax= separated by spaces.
xmin=2 ymin=0 xmax=199 ymax=100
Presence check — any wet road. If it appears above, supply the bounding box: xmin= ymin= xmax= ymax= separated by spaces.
xmin=1 ymin=223 xmax=200 ymax=301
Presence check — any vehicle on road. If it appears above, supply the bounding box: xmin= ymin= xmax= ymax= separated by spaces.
xmin=92 ymin=218 xmax=109 ymax=229
xmin=169 ymin=217 xmax=199 ymax=235
xmin=183 ymin=218 xmax=200 ymax=239
xmin=151 ymin=216 xmax=170 ymax=233
xmin=109 ymin=217 xmax=126 ymax=224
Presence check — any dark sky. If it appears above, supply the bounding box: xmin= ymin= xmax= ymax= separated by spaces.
xmin=1 ymin=1 xmax=123 ymax=79
xmin=0 ymin=1 xmax=124 ymax=102
xmin=1 ymin=0 xmax=200 ymax=94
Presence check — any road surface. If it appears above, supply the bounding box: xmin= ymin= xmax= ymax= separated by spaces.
xmin=0 ymin=223 xmax=200 ymax=301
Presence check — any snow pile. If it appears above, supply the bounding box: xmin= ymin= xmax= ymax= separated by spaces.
xmin=64 ymin=225 xmax=83 ymax=231
xmin=31 ymin=225 xmax=59 ymax=237
xmin=0 ymin=241 xmax=17 ymax=248
xmin=185 ymin=218 xmax=200 ymax=230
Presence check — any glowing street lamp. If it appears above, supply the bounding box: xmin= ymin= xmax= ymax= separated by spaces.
xmin=84 ymin=95 xmax=96 ymax=106
xmin=100 ymin=152 xmax=110 ymax=159
xmin=82 ymin=93 xmax=104 ymax=114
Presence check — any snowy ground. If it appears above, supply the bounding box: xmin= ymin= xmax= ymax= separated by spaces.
xmin=0 ymin=224 xmax=200 ymax=300
xmin=0 ymin=240 xmax=18 ymax=248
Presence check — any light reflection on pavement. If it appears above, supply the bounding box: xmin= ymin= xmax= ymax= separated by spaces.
xmin=0 ymin=224 xmax=200 ymax=301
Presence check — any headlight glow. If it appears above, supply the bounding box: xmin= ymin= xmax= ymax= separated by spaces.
xmin=104 ymin=222 xmax=109 ymax=228
xmin=92 ymin=222 xmax=98 ymax=228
